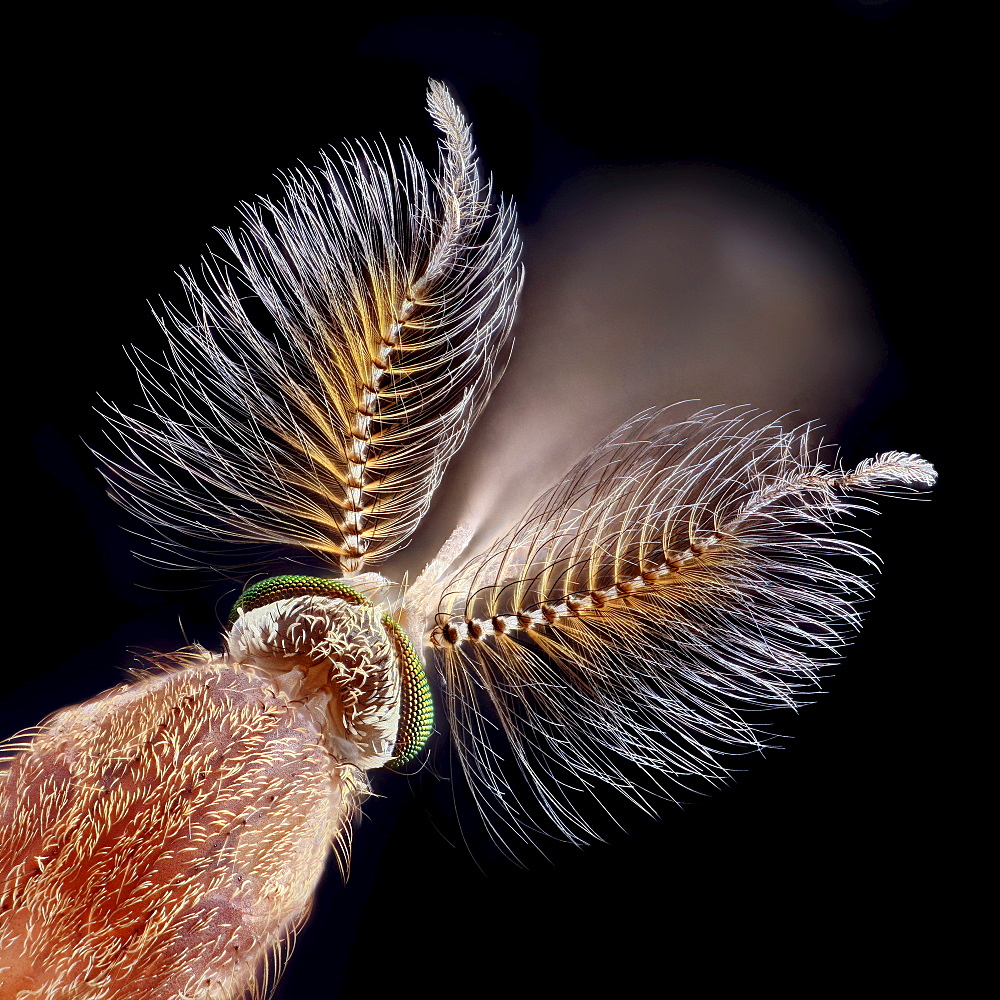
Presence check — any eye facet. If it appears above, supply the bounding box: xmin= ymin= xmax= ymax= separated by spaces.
xmin=383 ymin=615 xmax=434 ymax=770
xmin=229 ymin=575 xmax=370 ymax=624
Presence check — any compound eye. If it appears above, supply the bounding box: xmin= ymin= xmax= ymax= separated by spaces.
xmin=382 ymin=616 xmax=434 ymax=771
xmin=228 ymin=575 xmax=370 ymax=624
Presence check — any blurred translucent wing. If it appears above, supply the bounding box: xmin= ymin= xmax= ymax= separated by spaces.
xmin=99 ymin=81 xmax=522 ymax=574
xmin=423 ymin=404 xmax=935 ymax=854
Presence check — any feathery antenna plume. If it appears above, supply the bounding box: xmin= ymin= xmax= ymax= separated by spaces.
xmin=427 ymin=405 xmax=936 ymax=854
xmin=99 ymin=82 xmax=523 ymax=574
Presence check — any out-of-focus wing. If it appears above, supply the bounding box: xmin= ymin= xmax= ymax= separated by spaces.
xmin=100 ymin=81 xmax=522 ymax=574
xmin=420 ymin=404 xmax=935 ymax=854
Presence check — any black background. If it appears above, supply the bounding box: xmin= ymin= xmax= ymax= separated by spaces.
xmin=5 ymin=5 xmax=956 ymax=997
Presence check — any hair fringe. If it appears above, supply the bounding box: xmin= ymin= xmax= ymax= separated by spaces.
xmin=425 ymin=404 xmax=936 ymax=855
xmin=97 ymin=81 xmax=523 ymax=576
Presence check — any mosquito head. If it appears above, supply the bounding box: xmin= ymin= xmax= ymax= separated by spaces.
xmin=227 ymin=575 xmax=432 ymax=771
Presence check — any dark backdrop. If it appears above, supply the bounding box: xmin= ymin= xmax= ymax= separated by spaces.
xmin=6 ymin=5 xmax=954 ymax=997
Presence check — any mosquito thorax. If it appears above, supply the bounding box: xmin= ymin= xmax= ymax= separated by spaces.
xmin=226 ymin=575 xmax=432 ymax=771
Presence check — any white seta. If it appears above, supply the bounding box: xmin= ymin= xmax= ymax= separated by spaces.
xmin=0 ymin=82 xmax=935 ymax=999
xmin=100 ymin=79 xmax=522 ymax=574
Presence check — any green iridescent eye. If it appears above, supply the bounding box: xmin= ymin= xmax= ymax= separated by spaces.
xmin=382 ymin=615 xmax=434 ymax=770
xmin=228 ymin=575 xmax=370 ymax=624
